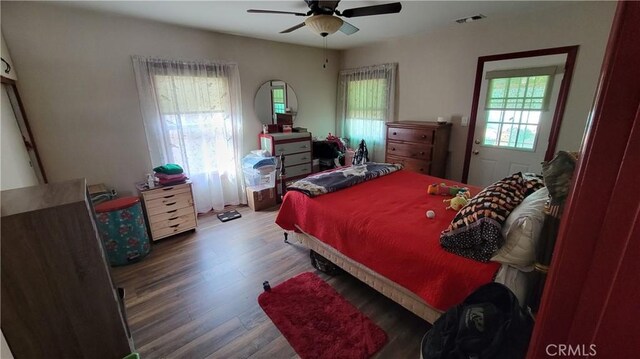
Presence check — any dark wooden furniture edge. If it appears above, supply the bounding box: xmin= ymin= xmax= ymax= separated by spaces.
xmin=1 ymin=75 xmax=48 ymax=183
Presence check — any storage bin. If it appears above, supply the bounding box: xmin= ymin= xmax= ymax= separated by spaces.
xmin=94 ymin=197 xmax=151 ymax=266
xmin=243 ymin=168 xmax=276 ymax=187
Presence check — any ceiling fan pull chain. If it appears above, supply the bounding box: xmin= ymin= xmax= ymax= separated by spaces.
xmin=323 ymin=37 xmax=328 ymax=68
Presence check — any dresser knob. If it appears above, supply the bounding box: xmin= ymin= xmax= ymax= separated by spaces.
xmin=393 ymin=132 xmax=397 ymax=135
xmin=420 ymin=168 xmax=424 ymax=172
xmin=420 ymin=152 xmax=425 ymax=155
xmin=392 ymin=148 xmax=396 ymax=151
xmin=421 ymin=135 xmax=427 ymax=139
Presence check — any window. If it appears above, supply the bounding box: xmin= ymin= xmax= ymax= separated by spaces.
xmin=347 ymin=78 xmax=388 ymax=120
xmin=132 ymin=56 xmax=243 ymax=212
xmin=271 ymin=87 xmax=286 ymax=115
xmin=483 ymin=71 xmax=553 ymax=150
xmin=337 ymin=63 xmax=397 ymax=162
xmin=153 ymin=74 xmax=234 ymax=175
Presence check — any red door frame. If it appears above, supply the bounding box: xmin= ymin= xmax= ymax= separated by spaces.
xmin=461 ymin=46 xmax=578 ymax=184
xmin=527 ymin=1 xmax=640 ymax=357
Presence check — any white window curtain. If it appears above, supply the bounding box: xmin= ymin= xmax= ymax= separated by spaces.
xmin=132 ymin=56 xmax=245 ymax=213
xmin=336 ymin=63 xmax=397 ymax=162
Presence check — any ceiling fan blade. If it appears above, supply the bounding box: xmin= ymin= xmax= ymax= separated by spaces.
xmin=339 ymin=21 xmax=359 ymax=35
xmin=341 ymin=2 xmax=402 ymax=18
xmin=280 ymin=22 xmax=307 ymax=34
xmin=247 ymin=9 xmax=307 ymax=16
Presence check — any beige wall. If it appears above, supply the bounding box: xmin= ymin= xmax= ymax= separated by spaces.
xmin=341 ymin=1 xmax=616 ymax=181
xmin=1 ymin=2 xmax=339 ymax=194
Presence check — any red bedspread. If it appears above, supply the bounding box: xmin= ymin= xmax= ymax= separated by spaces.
xmin=276 ymin=170 xmax=500 ymax=311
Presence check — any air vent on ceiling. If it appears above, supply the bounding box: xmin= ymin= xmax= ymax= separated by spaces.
xmin=455 ymin=14 xmax=486 ymax=24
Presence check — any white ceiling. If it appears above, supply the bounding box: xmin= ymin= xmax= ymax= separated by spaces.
xmin=55 ymin=1 xmax=565 ymax=50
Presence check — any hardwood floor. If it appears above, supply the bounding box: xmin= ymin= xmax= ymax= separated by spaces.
xmin=112 ymin=205 xmax=430 ymax=358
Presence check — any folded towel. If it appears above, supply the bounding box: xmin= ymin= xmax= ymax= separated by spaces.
xmin=158 ymin=173 xmax=188 ymax=186
xmin=153 ymin=164 xmax=184 ymax=175
xmin=159 ymin=179 xmax=188 ymax=186
xmin=155 ymin=172 xmax=187 ymax=180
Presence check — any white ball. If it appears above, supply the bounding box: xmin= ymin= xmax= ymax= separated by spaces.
xmin=426 ymin=210 xmax=436 ymax=219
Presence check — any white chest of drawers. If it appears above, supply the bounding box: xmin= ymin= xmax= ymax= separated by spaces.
xmin=259 ymin=132 xmax=312 ymax=197
xmin=138 ymin=182 xmax=197 ymax=241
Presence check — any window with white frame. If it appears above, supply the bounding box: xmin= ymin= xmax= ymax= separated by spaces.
xmin=483 ymin=67 xmax=556 ymax=150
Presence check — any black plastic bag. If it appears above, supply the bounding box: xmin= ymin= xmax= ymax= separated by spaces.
xmin=422 ymin=283 xmax=533 ymax=359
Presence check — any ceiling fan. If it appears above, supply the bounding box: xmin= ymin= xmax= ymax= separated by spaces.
xmin=247 ymin=0 xmax=402 ymax=37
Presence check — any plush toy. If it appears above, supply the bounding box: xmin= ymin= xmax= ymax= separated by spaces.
xmin=443 ymin=193 xmax=469 ymax=211
xmin=428 ymin=183 xmax=470 ymax=197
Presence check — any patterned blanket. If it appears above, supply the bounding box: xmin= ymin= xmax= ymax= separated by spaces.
xmin=287 ymin=163 xmax=403 ymax=197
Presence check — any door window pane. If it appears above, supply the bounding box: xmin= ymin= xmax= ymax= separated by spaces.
xmin=483 ymin=110 xmax=541 ymax=150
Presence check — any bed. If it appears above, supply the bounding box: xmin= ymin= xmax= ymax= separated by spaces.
xmin=276 ymin=169 xmax=509 ymax=323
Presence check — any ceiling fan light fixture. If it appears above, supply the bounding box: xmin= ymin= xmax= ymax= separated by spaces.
xmin=304 ymin=15 xmax=343 ymax=37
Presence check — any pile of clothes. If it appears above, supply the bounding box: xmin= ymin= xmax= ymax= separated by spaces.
xmin=153 ymin=164 xmax=188 ymax=186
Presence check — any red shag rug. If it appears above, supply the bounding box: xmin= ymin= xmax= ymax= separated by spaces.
xmin=258 ymin=272 xmax=387 ymax=359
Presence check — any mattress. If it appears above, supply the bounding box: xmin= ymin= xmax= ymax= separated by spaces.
xmin=276 ymin=170 xmax=501 ymax=311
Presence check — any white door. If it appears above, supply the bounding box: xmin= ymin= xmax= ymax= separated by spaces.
xmin=1 ymin=83 xmax=39 ymax=190
xmin=467 ymin=54 xmax=567 ymax=187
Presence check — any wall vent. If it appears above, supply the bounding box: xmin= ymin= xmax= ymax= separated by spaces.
xmin=455 ymin=14 xmax=486 ymax=24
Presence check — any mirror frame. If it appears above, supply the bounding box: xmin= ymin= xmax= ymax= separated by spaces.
xmin=254 ymin=80 xmax=298 ymax=125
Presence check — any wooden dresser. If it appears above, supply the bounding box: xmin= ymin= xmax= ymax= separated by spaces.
xmin=385 ymin=122 xmax=452 ymax=178
xmin=259 ymin=132 xmax=312 ymax=197
xmin=138 ymin=181 xmax=197 ymax=241
xmin=1 ymin=179 xmax=133 ymax=358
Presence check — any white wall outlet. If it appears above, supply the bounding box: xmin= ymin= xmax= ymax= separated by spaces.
xmin=461 ymin=116 xmax=469 ymax=127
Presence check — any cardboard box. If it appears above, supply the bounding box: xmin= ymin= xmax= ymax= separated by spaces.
xmin=246 ymin=186 xmax=277 ymax=211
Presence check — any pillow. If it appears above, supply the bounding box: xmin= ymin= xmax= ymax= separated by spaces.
xmin=522 ymin=173 xmax=545 ymax=197
xmin=491 ymin=187 xmax=549 ymax=270
xmin=440 ymin=172 xmax=530 ymax=262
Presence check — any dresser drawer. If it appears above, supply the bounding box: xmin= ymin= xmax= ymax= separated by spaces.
xmin=386 ymin=155 xmax=431 ymax=175
xmin=274 ymin=140 xmax=311 ymax=155
xmin=142 ymin=183 xmax=191 ymax=201
xmin=284 ymin=151 xmax=312 ymax=166
xmin=148 ymin=206 xmax=195 ymax=224
xmin=151 ymin=219 xmax=197 ymax=240
xmin=286 ymin=163 xmax=312 ymax=178
xmin=387 ymin=141 xmax=432 ymax=160
xmin=387 ymin=127 xmax=434 ymax=144
xmin=149 ymin=212 xmax=196 ymax=231
xmin=145 ymin=192 xmax=193 ymax=209
xmin=146 ymin=197 xmax=193 ymax=216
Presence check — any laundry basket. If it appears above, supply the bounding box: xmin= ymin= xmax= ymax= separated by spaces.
xmin=94 ymin=197 xmax=151 ymax=266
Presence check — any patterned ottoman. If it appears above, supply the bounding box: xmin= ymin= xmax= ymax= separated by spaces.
xmin=94 ymin=197 xmax=151 ymax=266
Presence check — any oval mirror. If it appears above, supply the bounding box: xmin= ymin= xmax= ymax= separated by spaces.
xmin=254 ymin=80 xmax=298 ymax=125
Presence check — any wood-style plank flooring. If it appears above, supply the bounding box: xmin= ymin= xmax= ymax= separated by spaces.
xmin=112 ymin=205 xmax=430 ymax=358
